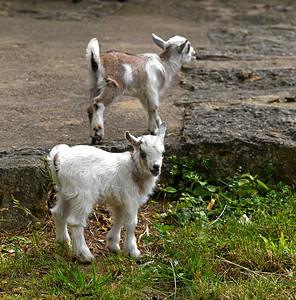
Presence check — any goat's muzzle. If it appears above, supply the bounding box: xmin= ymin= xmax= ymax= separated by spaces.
xmin=150 ymin=164 xmax=160 ymax=176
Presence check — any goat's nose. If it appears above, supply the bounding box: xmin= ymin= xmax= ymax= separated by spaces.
xmin=153 ymin=164 xmax=160 ymax=170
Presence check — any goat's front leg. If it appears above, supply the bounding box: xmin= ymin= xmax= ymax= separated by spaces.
xmin=107 ymin=205 xmax=125 ymax=254
xmin=123 ymin=208 xmax=141 ymax=258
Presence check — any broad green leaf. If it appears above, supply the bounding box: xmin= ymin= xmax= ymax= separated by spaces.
xmin=206 ymin=185 xmax=216 ymax=193
xmin=238 ymin=178 xmax=249 ymax=186
xmin=257 ymin=180 xmax=269 ymax=190
xmin=163 ymin=186 xmax=177 ymax=193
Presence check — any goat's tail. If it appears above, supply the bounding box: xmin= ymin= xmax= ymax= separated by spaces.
xmin=47 ymin=144 xmax=70 ymax=187
xmin=86 ymin=38 xmax=104 ymax=97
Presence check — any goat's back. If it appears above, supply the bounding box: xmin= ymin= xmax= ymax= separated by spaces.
xmin=100 ymin=52 xmax=165 ymax=92
xmin=48 ymin=145 xmax=155 ymax=207
xmin=52 ymin=145 xmax=130 ymax=181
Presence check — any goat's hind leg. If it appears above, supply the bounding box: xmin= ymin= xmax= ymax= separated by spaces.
xmin=51 ymin=195 xmax=70 ymax=246
xmin=67 ymin=198 xmax=94 ymax=262
xmin=140 ymin=94 xmax=161 ymax=135
xmin=70 ymin=224 xmax=94 ymax=262
xmin=90 ymin=84 xmax=122 ymax=144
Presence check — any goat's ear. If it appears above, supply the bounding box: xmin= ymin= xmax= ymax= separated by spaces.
xmin=151 ymin=33 xmax=166 ymax=50
xmin=157 ymin=122 xmax=167 ymax=139
xmin=177 ymin=40 xmax=188 ymax=54
xmin=125 ymin=131 xmax=141 ymax=147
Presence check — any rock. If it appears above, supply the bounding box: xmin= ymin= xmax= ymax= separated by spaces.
xmin=177 ymin=67 xmax=296 ymax=184
xmin=0 ymin=148 xmax=51 ymax=230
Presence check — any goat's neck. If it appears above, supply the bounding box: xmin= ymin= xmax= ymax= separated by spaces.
xmin=159 ymin=52 xmax=182 ymax=77
xmin=130 ymin=152 xmax=154 ymax=195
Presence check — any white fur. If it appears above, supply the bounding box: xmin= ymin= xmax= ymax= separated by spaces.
xmin=48 ymin=122 xmax=167 ymax=262
xmin=123 ymin=63 xmax=133 ymax=87
xmin=86 ymin=33 xmax=196 ymax=144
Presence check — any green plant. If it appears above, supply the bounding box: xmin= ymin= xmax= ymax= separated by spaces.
xmin=11 ymin=195 xmax=39 ymax=222
xmin=51 ymin=257 xmax=111 ymax=297
xmin=158 ymin=156 xmax=296 ymax=228
xmin=201 ymin=155 xmax=217 ymax=171
xmin=225 ymin=172 xmax=269 ymax=197
xmin=159 ymin=155 xmax=217 ymax=225
xmin=259 ymin=159 xmax=275 ymax=182
xmin=260 ymin=231 xmax=295 ymax=258
xmin=43 ymin=156 xmax=55 ymax=185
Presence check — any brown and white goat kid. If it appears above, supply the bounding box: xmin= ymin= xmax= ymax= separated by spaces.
xmin=48 ymin=122 xmax=166 ymax=262
xmin=86 ymin=33 xmax=196 ymax=144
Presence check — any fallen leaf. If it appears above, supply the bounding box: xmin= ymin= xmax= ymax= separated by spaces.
xmin=207 ymin=197 xmax=215 ymax=210
xmin=178 ymin=71 xmax=186 ymax=79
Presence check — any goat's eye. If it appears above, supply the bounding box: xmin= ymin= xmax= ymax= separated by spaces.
xmin=140 ymin=149 xmax=147 ymax=160
xmin=162 ymin=151 xmax=166 ymax=158
xmin=186 ymin=44 xmax=190 ymax=53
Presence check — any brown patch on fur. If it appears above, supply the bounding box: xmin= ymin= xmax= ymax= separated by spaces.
xmin=159 ymin=47 xmax=171 ymax=61
xmin=129 ymin=54 xmax=148 ymax=88
xmin=130 ymin=152 xmax=144 ymax=194
xmin=101 ymin=53 xmax=124 ymax=86
xmin=93 ymin=51 xmax=149 ymax=107
xmin=139 ymin=154 xmax=148 ymax=170
xmin=106 ymin=77 xmax=119 ymax=88
xmin=87 ymin=105 xmax=93 ymax=124
xmin=94 ymin=89 xmax=121 ymax=106
xmin=93 ymin=103 xmax=99 ymax=111
xmin=101 ymin=51 xmax=148 ymax=89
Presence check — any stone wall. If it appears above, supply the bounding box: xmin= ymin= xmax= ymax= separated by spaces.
xmin=0 ymin=149 xmax=51 ymax=230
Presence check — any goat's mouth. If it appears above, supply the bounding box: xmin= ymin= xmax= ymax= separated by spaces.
xmin=192 ymin=53 xmax=198 ymax=60
xmin=150 ymin=169 xmax=160 ymax=176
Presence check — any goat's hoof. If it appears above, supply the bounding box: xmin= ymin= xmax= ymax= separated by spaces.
xmin=126 ymin=248 xmax=141 ymax=258
xmin=77 ymin=253 xmax=95 ymax=263
xmin=75 ymin=247 xmax=94 ymax=263
xmin=56 ymin=237 xmax=71 ymax=246
xmin=108 ymin=243 xmax=120 ymax=254
xmin=91 ymin=136 xmax=103 ymax=145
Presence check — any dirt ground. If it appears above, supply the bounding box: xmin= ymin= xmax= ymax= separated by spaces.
xmin=0 ymin=0 xmax=201 ymax=151
xmin=1 ymin=0 xmax=295 ymax=152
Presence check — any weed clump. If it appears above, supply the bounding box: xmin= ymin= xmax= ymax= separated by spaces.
xmin=1 ymin=155 xmax=295 ymax=299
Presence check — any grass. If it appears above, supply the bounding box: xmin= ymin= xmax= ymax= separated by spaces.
xmin=1 ymin=156 xmax=296 ymax=299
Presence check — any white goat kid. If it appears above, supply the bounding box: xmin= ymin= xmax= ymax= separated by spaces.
xmin=86 ymin=33 xmax=196 ymax=144
xmin=48 ymin=122 xmax=166 ymax=262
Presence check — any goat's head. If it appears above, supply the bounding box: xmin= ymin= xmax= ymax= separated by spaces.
xmin=152 ymin=33 xmax=196 ymax=64
xmin=125 ymin=122 xmax=166 ymax=177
